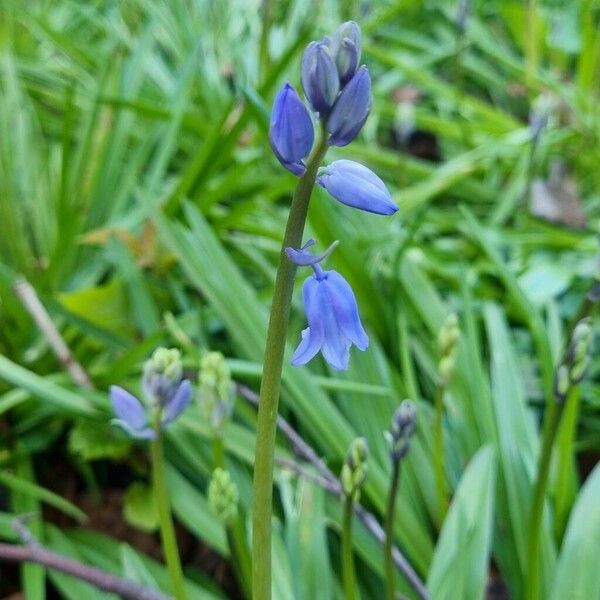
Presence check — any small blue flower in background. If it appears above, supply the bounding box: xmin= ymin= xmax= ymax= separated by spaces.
xmin=317 ymin=159 xmax=398 ymax=215
xmin=110 ymin=348 xmax=192 ymax=439
xmin=286 ymin=240 xmax=369 ymax=371
xmin=269 ymin=83 xmax=314 ymax=176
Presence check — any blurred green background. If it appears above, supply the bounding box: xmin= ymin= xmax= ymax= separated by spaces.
xmin=1 ymin=1 xmax=599 ymax=599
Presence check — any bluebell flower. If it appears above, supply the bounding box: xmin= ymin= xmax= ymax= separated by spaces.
xmin=327 ymin=65 xmax=371 ymax=147
xmin=317 ymin=159 xmax=398 ymax=215
xmin=287 ymin=241 xmax=368 ymax=371
xmin=269 ymin=83 xmax=314 ymax=176
xmin=326 ymin=21 xmax=361 ymax=85
xmin=301 ymin=42 xmax=340 ymax=115
xmin=110 ymin=347 xmax=192 ymax=439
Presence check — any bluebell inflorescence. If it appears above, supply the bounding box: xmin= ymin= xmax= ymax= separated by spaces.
xmin=110 ymin=347 xmax=192 ymax=439
xmin=269 ymin=21 xmax=397 ymax=370
xmin=286 ymin=240 xmax=369 ymax=371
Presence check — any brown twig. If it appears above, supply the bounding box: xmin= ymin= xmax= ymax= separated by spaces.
xmin=237 ymin=383 xmax=430 ymax=600
xmin=13 ymin=277 xmax=93 ymax=389
xmin=0 ymin=542 xmax=171 ymax=600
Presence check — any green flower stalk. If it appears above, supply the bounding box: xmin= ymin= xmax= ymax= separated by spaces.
xmin=525 ymin=318 xmax=593 ymax=600
xmin=340 ymin=438 xmax=368 ymax=600
xmin=383 ymin=401 xmax=417 ymax=600
xmin=434 ymin=312 xmax=459 ymax=525
xmin=209 ymin=468 xmax=252 ymax=599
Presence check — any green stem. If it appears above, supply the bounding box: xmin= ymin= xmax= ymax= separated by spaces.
xmin=227 ymin=520 xmax=252 ymax=600
xmin=342 ymin=496 xmax=359 ymax=600
xmin=213 ymin=435 xmax=225 ymax=470
xmin=525 ymin=0 xmax=538 ymax=86
xmin=252 ymin=126 xmax=329 ymax=600
xmin=524 ymin=392 xmax=569 ymax=600
xmin=259 ymin=0 xmax=272 ymax=84
xmin=384 ymin=462 xmax=401 ymax=600
xmin=151 ymin=425 xmax=187 ymax=600
xmin=554 ymin=387 xmax=581 ymax=541
xmin=433 ymin=385 xmax=447 ymax=526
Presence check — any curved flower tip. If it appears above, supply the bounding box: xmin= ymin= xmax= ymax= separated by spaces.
xmin=161 ymin=379 xmax=193 ymax=426
xmin=110 ymin=386 xmax=155 ymax=439
xmin=327 ymin=65 xmax=371 ymax=147
xmin=269 ymin=83 xmax=314 ymax=176
xmin=317 ymin=159 xmax=398 ymax=215
xmin=291 ymin=270 xmax=369 ymax=371
xmin=286 ymin=239 xmax=339 ymax=266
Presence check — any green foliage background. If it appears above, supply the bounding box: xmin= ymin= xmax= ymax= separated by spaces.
xmin=1 ymin=0 xmax=599 ymax=598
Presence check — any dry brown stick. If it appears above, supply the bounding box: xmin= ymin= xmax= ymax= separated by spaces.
xmin=237 ymin=383 xmax=430 ymax=600
xmin=0 ymin=543 xmax=171 ymax=600
xmin=13 ymin=277 xmax=93 ymax=389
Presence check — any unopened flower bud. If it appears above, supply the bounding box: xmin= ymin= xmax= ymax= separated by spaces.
xmin=301 ymin=42 xmax=340 ymax=115
xmin=437 ymin=313 xmax=460 ymax=384
xmin=385 ymin=401 xmax=417 ymax=463
xmin=269 ymin=83 xmax=314 ymax=176
xmin=341 ymin=437 xmax=368 ymax=501
xmin=327 ymin=21 xmax=361 ymax=86
xmin=208 ymin=468 xmax=239 ymax=525
xmin=199 ymin=352 xmax=235 ymax=433
xmin=568 ymin=318 xmax=593 ymax=385
xmin=327 ymin=66 xmax=371 ymax=147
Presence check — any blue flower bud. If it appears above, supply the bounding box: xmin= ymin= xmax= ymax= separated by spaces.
xmin=316 ymin=159 xmax=398 ymax=215
xmin=269 ymin=83 xmax=314 ymax=176
xmin=327 ymin=65 xmax=371 ymax=147
xmin=301 ymin=42 xmax=340 ymax=115
xmin=328 ymin=21 xmax=361 ymax=85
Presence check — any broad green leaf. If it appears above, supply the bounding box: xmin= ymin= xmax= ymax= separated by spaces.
xmin=550 ymin=463 xmax=600 ymax=600
xmin=427 ymin=445 xmax=496 ymax=600
xmin=123 ymin=482 xmax=159 ymax=532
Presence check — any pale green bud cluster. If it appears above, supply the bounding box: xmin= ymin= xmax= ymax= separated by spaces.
xmin=208 ymin=468 xmax=239 ymax=525
xmin=554 ymin=318 xmax=594 ymax=403
xmin=198 ymin=351 xmax=234 ymax=433
xmin=437 ymin=312 xmax=460 ymax=383
xmin=385 ymin=400 xmax=417 ymax=463
xmin=340 ymin=437 xmax=368 ymax=501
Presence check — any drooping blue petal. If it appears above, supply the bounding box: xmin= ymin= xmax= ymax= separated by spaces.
xmin=286 ymin=240 xmax=339 ymax=266
xmin=301 ymin=42 xmax=340 ymax=115
xmin=291 ymin=327 xmax=323 ymax=366
xmin=292 ymin=277 xmax=325 ymax=366
xmin=269 ymin=83 xmax=314 ymax=175
xmin=327 ymin=66 xmax=371 ymax=146
xmin=324 ymin=270 xmax=369 ymax=350
xmin=317 ymin=159 xmax=398 ymax=215
xmin=110 ymin=386 xmax=147 ymax=431
xmin=162 ymin=379 xmax=192 ymax=426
